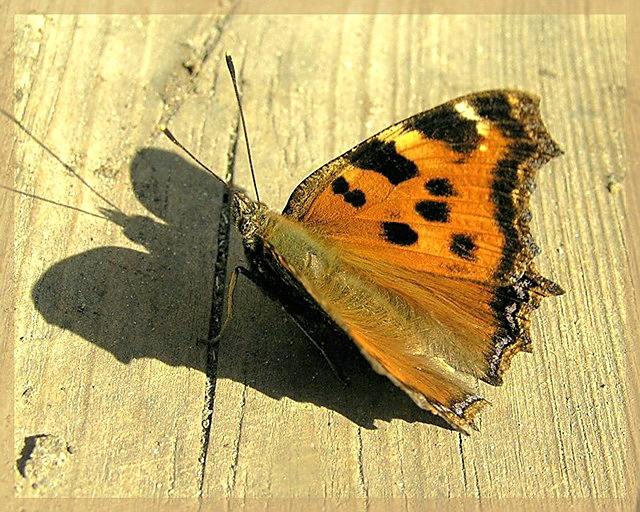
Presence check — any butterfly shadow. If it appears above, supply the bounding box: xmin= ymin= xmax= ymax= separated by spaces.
xmin=31 ymin=148 xmax=453 ymax=432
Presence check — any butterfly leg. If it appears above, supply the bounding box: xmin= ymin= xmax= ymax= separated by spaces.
xmin=201 ymin=265 xmax=250 ymax=346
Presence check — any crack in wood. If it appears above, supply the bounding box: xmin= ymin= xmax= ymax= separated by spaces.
xmin=197 ymin=90 xmax=241 ymax=497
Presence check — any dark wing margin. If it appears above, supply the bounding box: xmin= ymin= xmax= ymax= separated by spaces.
xmin=464 ymin=92 xmax=564 ymax=384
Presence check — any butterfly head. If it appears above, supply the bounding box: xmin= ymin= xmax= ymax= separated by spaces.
xmin=231 ymin=190 xmax=271 ymax=244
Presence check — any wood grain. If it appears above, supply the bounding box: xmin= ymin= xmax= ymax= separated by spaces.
xmin=10 ymin=12 xmax=630 ymax=507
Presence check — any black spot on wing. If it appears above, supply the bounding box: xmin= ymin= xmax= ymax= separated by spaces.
xmin=346 ymin=138 xmax=418 ymax=185
xmin=425 ymin=177 xmax=455 ymax=197
xmin=381 ymin=222 xmax=418 ymax=246
xmin=331 ymin=176 xmax=349 ymax=194
xmin=331 ymin=176 xmax=367 ymax=208
xmin=406 ymin=107 xmax=480 ymax=154
xmin=415 ymin=200 xmax=450 ymax=223
xmin=450 ymin=234 xmax=477 ymax=260
xmin=343 ymin=189 xmax=366 ymax=208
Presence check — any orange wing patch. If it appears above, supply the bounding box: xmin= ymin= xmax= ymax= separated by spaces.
xmin=347 ymin=320 xmax=488 ymax=434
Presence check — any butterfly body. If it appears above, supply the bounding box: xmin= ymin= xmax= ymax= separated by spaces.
xmin=228 ymin=90 xmax=563 ymax=434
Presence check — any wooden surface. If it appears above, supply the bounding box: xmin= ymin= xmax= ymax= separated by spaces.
xmin=9 ymin=12 xmax=631 ymax=508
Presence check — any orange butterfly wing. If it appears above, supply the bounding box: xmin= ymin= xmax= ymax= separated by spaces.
xmin=279 ymin=90 xmax=562 ymax=433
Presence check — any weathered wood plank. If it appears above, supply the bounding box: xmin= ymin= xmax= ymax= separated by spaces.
xmin=13 ymin=14 xmax=237 ymax=497
xmin=10 ymin=12 xmax=629 ymax=507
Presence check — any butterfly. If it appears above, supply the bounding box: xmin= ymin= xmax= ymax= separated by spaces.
xmin=167 ymin=77 xmax=564 ymax=434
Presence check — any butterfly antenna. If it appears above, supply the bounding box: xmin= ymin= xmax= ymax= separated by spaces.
xmin=0 ymin=107 xmax=123 ymax=214
xmin=225 ymin=54 xmax=260 ymax=203
xmin=160 ymin=126 xmax=219 ymax=180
